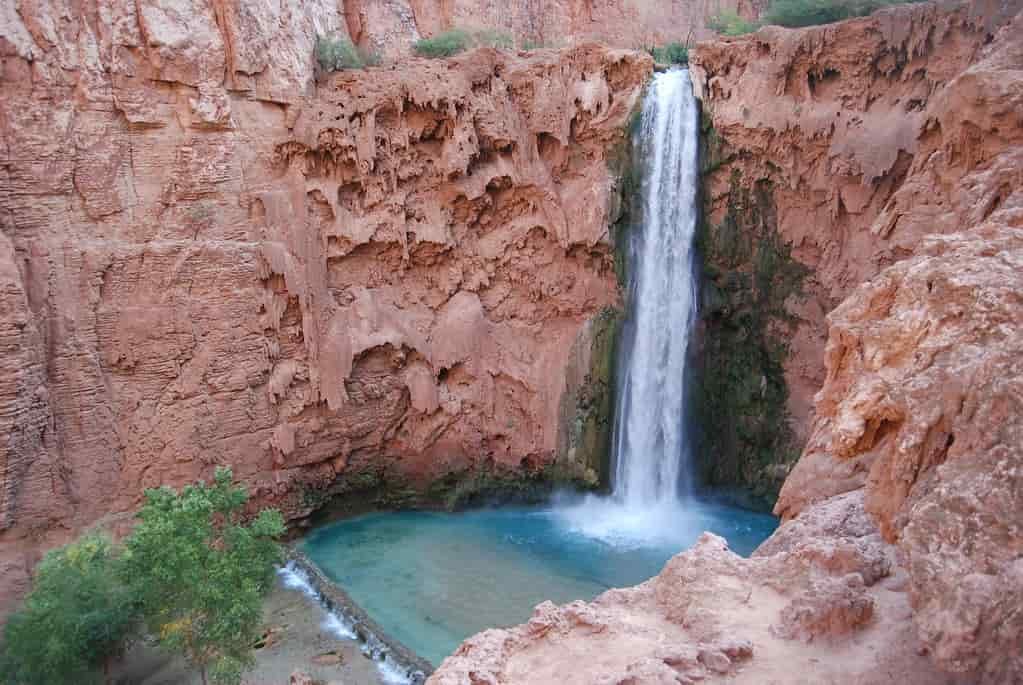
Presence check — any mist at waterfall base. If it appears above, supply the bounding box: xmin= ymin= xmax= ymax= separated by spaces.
xmin=557 ymin=66 xmax=708 ymax=544
xmin=295 ymin=71 xmax=779 ymax=669
xmin=302 ymin=501 xmax=777 ymax=666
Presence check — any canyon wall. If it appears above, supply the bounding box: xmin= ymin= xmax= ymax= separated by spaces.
xmin=319 ymin=0 xmax=762 ymax=60
xmin=689 ymin=0 xmax=1022 ymax=497
xmin=398 ymin=0 xmax=764 ymax=51
xmin=0 ymin=2 xmax=652 ymax=617
xmin=432 ymin=2 xmax=1023 ymax=683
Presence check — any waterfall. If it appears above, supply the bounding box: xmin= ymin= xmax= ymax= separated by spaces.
xmin=612 ymin=69 xmax=700 ymax=507
xmin=555 ymin=69 xmax=703 ymax=546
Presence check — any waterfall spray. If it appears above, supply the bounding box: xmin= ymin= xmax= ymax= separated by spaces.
xmin=612 ymin=69 xmax=700 ymax=507
xmin=555 ymin=69 xmax=703 ymax=546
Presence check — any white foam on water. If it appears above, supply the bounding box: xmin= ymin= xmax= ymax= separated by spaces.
xmin=557 ymin=71 xmax=704 ymax=548
xmin=377 ymin=653 xmax=418 ymax=685
xmin=321 ymin=612 xmax=358 ymax=641
xmin=553 ymin=493 xmax=706 ymax=551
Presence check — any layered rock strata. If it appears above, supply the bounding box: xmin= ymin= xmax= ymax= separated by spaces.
xmin=0 ymin=1 xmax=651 ymax=617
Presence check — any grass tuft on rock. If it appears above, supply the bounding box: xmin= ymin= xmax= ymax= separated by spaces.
xmin=414 ymin=28 xmax=515 ymax=58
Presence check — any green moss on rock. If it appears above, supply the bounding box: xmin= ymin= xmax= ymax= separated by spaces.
xmin=609 ymin=101 xmax=645 ymax=289
xmin=694 ymin=154 xmax=808 ymax=505
xmin=555 ymin=306 xmax=622 ymax=491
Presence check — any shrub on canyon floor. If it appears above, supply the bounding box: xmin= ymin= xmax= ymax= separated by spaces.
xmin=414 ymin=28 xmax=472 ymax=57
xmin=763 ymin=0 xmax=925 ymax=27
xmin=0 ymin=534 xmax=136 ymax=685
xmin=475 ymin=28 xmax=515 ymax=50
xmin=0 ymin=471 xmax=285 ymax=685
xmin=315 ymin=34 xmax=379 ymax=71
xmin=121 ymin=467 xmax=285 ymax=685
xmin=414 ymin=28 xmax=515 ymax=58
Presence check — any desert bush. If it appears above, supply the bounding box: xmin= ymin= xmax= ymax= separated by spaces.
xmin=763 ymin=0 xmax=926 ymax=26
xmin=710 ymin=0 xmax=924 ymax=35
xmin=414 ymin=28 xmax=515 ymax=58
xmin=475 ymin=28 xmax=515 ymax=49
xmin=707 ymin=10 xmax=759 ymax=36
xmin=414 ymin=28 xmax=472 ymax=57
xmin=0 ymin=534 xmax=136 ymax=685
xmin=315 ymin=34 xmax=379 ymax=71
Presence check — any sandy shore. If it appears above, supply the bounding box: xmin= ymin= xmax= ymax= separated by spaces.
xmin=113 ymin=574 xmax=387 ymax=685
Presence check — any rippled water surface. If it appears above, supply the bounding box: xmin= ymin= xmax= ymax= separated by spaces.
xmin=301 ymin=498 xmax=777 ymax=666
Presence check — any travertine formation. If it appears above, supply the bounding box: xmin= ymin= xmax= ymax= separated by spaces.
xmin=0 ymin=1 xmax=652 ymax=618
xmin=689 ymin=0 xmax=1023 ymax=495
xmin=775 ymin=11 xmax=1023 ymax=679
xmin=433 ymin=3 xmax=1023 ymax=683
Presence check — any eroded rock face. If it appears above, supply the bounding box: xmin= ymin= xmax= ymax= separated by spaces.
xmin=401 ymin=0 xmax=762 ymax=50
xmin=0 ymin=2 xmax=651 ymax=617
xmin=772 ymin=10 xmax=1023 ymax=683
xmin=689 ymin=0 xmax=1023 ymax=496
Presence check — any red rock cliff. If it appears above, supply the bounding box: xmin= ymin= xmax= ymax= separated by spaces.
xmin=0 ymin=3 xmax=651 ymax=617
xmin=688 ymin=0 xmax=1022 ymax=496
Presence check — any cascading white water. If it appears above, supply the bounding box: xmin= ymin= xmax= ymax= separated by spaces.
xmin=612 ymin=69 xmax=700 ymax=507
xmin=554 ymin=69 xmax=703 ymax=546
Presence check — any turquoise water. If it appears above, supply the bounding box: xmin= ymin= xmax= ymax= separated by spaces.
xmin=301 ymin=496 xmax=777 ymax=666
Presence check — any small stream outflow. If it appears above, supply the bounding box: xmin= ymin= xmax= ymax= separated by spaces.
xmin=611 ymin=69 xmax=701 ymax=508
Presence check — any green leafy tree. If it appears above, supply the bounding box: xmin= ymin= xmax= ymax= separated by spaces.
xmin=0 ymin=534 xmax=136 ymax=685
xmin=120 ymin=468 xmax=285 ymax=685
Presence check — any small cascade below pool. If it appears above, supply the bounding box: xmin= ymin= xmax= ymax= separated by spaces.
xmin=296 ymin=69 xmax=778 ymax=671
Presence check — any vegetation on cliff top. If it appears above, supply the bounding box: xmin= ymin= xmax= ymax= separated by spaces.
xmin=0 ymin=469 xmax=284 ymax=685
xmin=414 ymin=28 xmax=515 ymax=58
xmin=315 ymin=34 xmax=380 ymax=71
xmin=646 ymin=42 xmax=690 ymax=66
xmin=711 ymin=0 xmax=926 ymax=35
